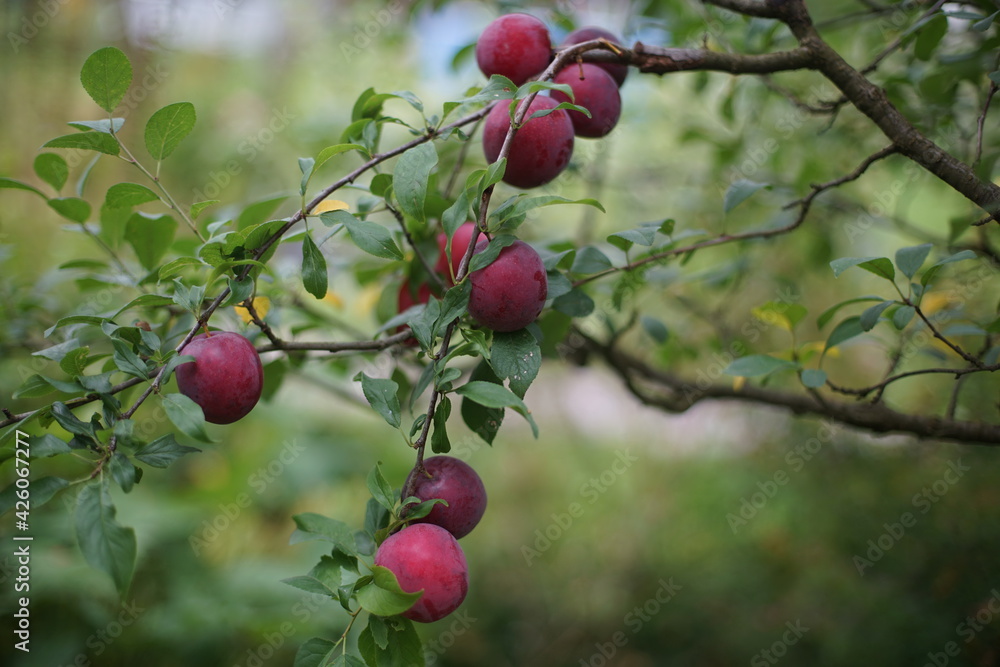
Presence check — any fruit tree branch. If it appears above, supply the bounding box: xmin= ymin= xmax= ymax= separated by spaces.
xmin=573 ymin=329 xmax=1000 ymax=445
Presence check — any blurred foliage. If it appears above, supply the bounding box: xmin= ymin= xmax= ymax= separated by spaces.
xmin=0 ymin=0 xmax=999 ymax=666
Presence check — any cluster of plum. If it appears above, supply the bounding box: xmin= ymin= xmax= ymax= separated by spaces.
xmin=399 ymin=14 xmax=627 ymax=336
xmin=375 ymin=456 xmax=487 ymax=623
xmin=478 ymin=13 xmax=626 ymax=189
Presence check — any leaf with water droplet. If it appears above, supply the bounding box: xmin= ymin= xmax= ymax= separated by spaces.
xmin=490 ymin=329 xmax=541 ymax=399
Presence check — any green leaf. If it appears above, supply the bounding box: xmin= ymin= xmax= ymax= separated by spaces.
xmin=455 ymin=381 xmax=538 ymax=437
xmin=50 ymin=402 xmax=99 ymax=441
xmin=359 ymin=374 xmax=401 ymax=428
xmin=290 ymin=513 xmax=358 ymax=556
xmin=161 ymin=393 xmax=214 ymax=443
xmin=825 ymin=316 xmax=865 ymax=352
xmin=345 ymin=217 xmax=404 ymax=261
xmin=724 ymin=179 xmax=771 ymax=213
xmin=860 ymin=300 xmax=895 ymax=331
xmin=816 ymin=296 xmax=885 ymax=329
xmin=553 ymin=289 xmax=595 ymax=318
xmin=920 ymin=250 xmax=978 ymax=286
xmin=830 ymin=256 xmax=895 ymax=281
xmin=190 ymin=200 xmax=219 ymax=220
xmin=315 ymin=143 xmax=369 ymax=172
xmin=608 ymin=227 xmax=656 ymax=252
xmin=301 ymin=233 xmax=328 ymax=299
xmin=111 ymin=339 xmax=150 ymax=380
xmin=490 ymin=329 xmax=541 ymax=399
xmin=469 ymin=234 xmax=517 ymax=273
xmin=356 ymin=566 xmax=423 ymax=617
xmin=110 ymin=293 xmax=175 ymax=319
xmin=452 ymin=75 xmax=517 ymax=105
xmin=0 ymin=476 xmax=69 ymax=517
xmin=435 ymin=282 xmax=471 ymax=334
xmin=59 ymin=347 xmax=91 ymax=376
xmin=108 ymin=453 xmax=137 ymax=493
xmin=638 ymin=316 xmax=668 ymax=343
xmin=293 ymin=637 xmax=339 ymax=667
xmin=13 ymin=375 xmax=55 ymax=399
xmin=43 ymin=132 xmax=120 ymax=156
xmin=366 ymin=463 xmax=397 ymax=513
xmin=892 ymin=305 xmax=916 ymax=329
xmin=0 ymin=177 xmax=47 ymax=198
xmin=914 ymin=14 xmax=948 ymax=60
xmin=32 ymin=434 xmax=73 ymax=458
xmin=48 ymin=197 xmax=91 ymax=223
xmin=125 ymin=212 xmax=177 ymax=270
xmin=282 ymin=575 xmax=339 ymax=597
xmin=489 ymin=195 xmax=604 ymax=227
xmin=34 ymin=153 xmax=68 ymax=191
xmin=723 ymin=354 xmax=797 ymax=377
xmin=80 ymin=47 xmax=133 ymax=113
xmin=801 ymin=369 xmax=827 ymax=389
xmin=298 ymin=157 xmax=315 ymax=195
xmin=134 ymin=434 xmax=200 ymax=468
xmin=75 ymin=480 xmax=137 ymax=596
xmin=105 ymin=183 xmax=160 ymax=209
xmin=431 ymin=397 xmax=452 ymax=454
xmin=68 ymin=118 xmax=125 ymax=134
xmin=144 ymin=102 xmax=196 ymax=160
xmin=393 ymin=142 xmax=438 ymax=222
xmin=570 ymin=246 xmax=613 ymax=275
xmin=895 ymin=243 xmax=933 ymax=279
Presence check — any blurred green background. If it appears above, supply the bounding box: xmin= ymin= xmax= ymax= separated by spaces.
xmin=1 ymin=0 xmax=999 ymax=665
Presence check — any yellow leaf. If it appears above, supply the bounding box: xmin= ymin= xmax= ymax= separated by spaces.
xmin=312 ymin=199 xmax=349 ymax=215
xmin=920 ymin=292 xmax=954 ymax=316
xmin=733 ymin=376 xmax=747 ymax=391
xmin=233 ymin=296 xmax=270 ymax=323
xmin=751 ymin=305 xmax=792 ymax=332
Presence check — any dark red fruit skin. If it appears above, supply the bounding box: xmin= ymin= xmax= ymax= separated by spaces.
xmin=435 ymin=222 xmax=479 ymax=284
xmin=404 ymin=456 xmax=487 ymax=539
xmin=468 ymin=239 xmax=547 ymax=332
xmin=561 ymin=26 xmax=628 ymax=87
xmin=482 ymin=96 xmax=574 ymax=189
xmin=374 ymin=524 xmax=469 ymax=623
xmin=176 ymin=332 xmax=264 ymax=425
xmin=475 ymin=13 xmax=552 ymax=86
xmin=552 ymin=63 xmax=622 ymax=138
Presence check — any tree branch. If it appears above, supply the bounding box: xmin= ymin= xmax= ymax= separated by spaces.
xmin=583 ymin=44 xmax=815 ymax=76
xmin=574 ymin=329 xmax=1000 ymax=445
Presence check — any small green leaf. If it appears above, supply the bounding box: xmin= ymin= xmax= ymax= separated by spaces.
xmin=816 ymin=296 xmax=884 ymax=329
xmin=48 ymin=197 xmax=91 ymax=223
xmin=915 ymin=14 xmax=948 ymax=60
xmin=293 ymin=638 xmax=341 ymax=667
xmin=490 ymin=329 xmax=541 ymax=399
xmin=570 ymin=246 xmax=614 ymax=275
xmin=895 ymin=243 xmax=933 ymax=279
xmin=345 ymin=217 xmax=404 ymax=261
xmin=825 ymin=316 xmax=865 ymax=352
xmin=134 ymin=434 xmax=200 ymax=468
xmin=68 ymin=118 xmax=125 ymax=134
xmin=34 ymin=153 xmax=68 ymax=191
xmin=356 ymin=565 xmax=423 ymax=617
xmin=301 ymin=233 xmax=328 ymax=299
xmin=13 ymin=375 xmax=56 ymax=399
xmin=145 ymin=102 xmax=197 ymax=160
xmin=366 ymin=463 xmax=397 ymax=513
xmin=431 ymin=397 xmax=452 ymax=454
xmin=315 ymin=143 xmax=369 ymax=172
xmin=161 ymin=393 xmax=214 ymax=443
xmin=108 ymin=453 xmax=137 ymax=493
xmin=290 ymin=513 xmax=358 ymax=555
xmin=0 ymin=177 xmax=47 ymax=198
xmin=0 ymin=476 xmax=69 ymax=517
xmin=723 ymin=354 xmax=797 ymax=378
xmin=830 ymin=256 xmax=895 ymax=281
xmin=298 ymin=157 xmax=315 ymax=195
xmin=892 ymin=305 xmax=916 ymax=329
xmin=640 ymin=316 xmax=670 ymax=343
xmin=469 ymin=234 xmax=517 ymax=273
xmin=801 ymin=369 xmax=827 ymax=388
xmin=608 ymin=227 xmax=656 ymax=251
xmin=125 ymin=212 xmax=177 ymax=270
xmin=921 ymin=250 xmax=978 ymax=286
xmin=455 ymin=381 xmax=538 ymax=437
xmin=80 ymin=47 xmax=133 ymax=113
xmin=75 ymin=480 xmax=137 ymax=596
xmin=359 ymin=374 xmax=401 ymax=428
xmin=43 ymin=132 xmax=120 ymax=156
xmin=190 ymin=200 xmax=218 ymax=220
xmin=393 ymin=142 xmax=438 ymax=222
xmin=860 ymin=300 xmax=894 ymax=331
xmin=105 ymin=183 xmax=160 ymax=209
xmin=111 ymin=339 xmax=150 ymax=380
xmin=724 ymin=179 xmax=771 ymax=213
xmin=553 ymin=289 xmax=595 ymax=318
